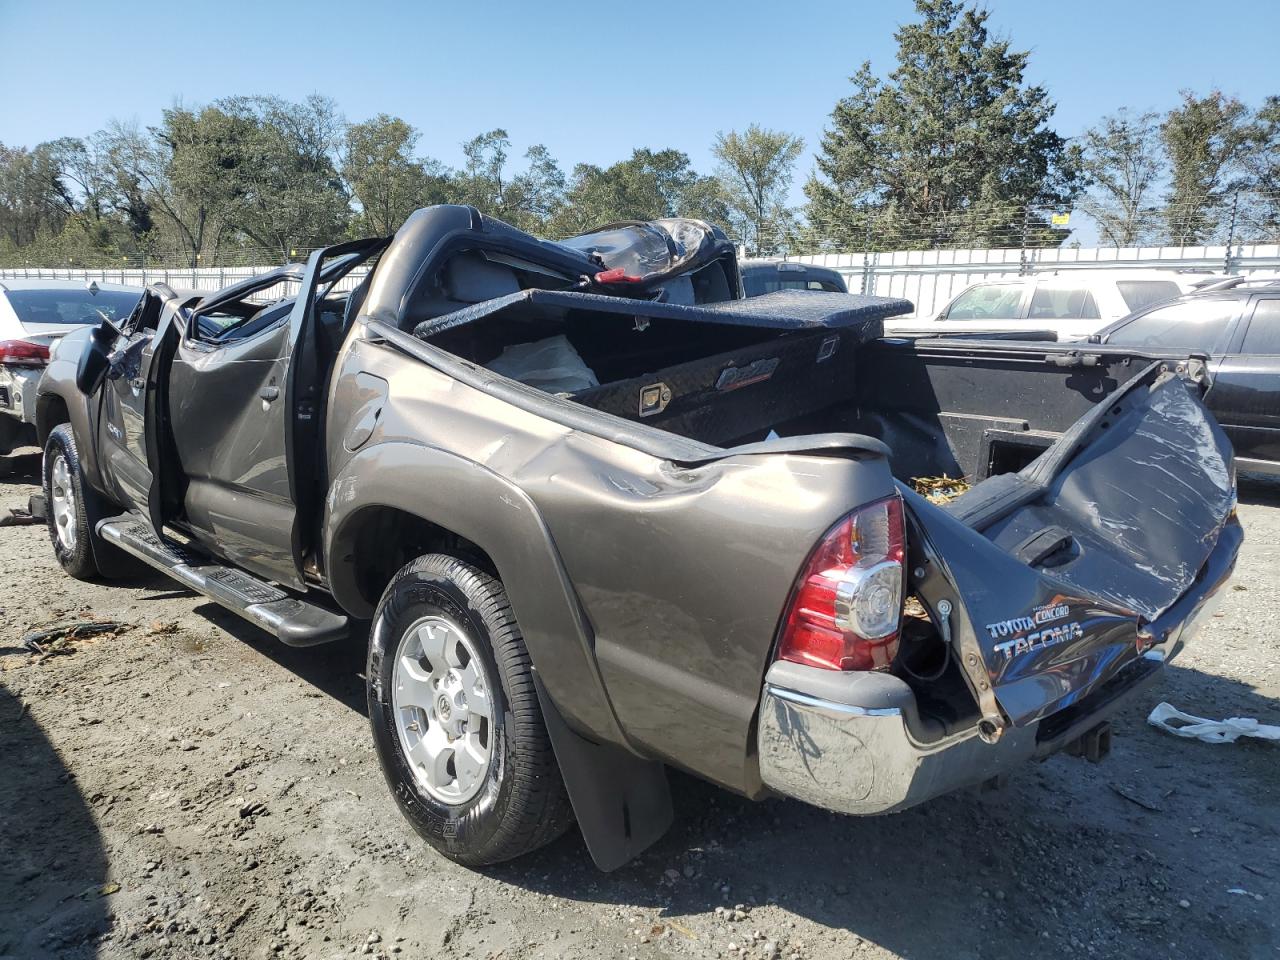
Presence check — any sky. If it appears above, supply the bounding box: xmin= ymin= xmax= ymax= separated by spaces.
xmin=1 ymin=0 xmax=1277 ymax=210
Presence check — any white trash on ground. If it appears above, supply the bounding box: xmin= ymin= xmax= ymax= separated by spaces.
xmin=1147 ymin=701 xmax=1280 ymax=744
xmin=488 ymin=335 xmax=599 ymax=394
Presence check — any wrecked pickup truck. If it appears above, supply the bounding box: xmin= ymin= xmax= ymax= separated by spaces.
xmin=35 ymin=205 xmax=1241 ymax=871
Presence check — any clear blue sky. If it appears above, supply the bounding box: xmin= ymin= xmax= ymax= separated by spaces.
xmin=2 ymin=0 xmax=1277 ymax=208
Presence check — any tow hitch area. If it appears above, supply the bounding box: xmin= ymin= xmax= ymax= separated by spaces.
xmin=1064 ymin=722 xmax=1112 ymax=763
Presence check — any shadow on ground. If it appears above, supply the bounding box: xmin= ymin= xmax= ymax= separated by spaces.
xmin=0 ymin=449 xmax=41 ymax=483
xmin=0 ymin=680 xmax=110 ymax=960
xmin=1240 ymin=474 xmax=1280 ymax=506
xmin=193 ymin=601 xmax=370 ymax=716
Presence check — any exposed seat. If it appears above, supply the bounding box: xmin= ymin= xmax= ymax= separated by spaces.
xmin=405 ymin=252 xmax=521 ymax=327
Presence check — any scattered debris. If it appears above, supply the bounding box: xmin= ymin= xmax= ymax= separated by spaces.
xmin=1148 ymin=701 xmax=1280 ymax=744
xmin=239 ymin=800 xmax=267 ymax=819
xmin=910 ymin=475 xmax=970 ymax=504
xmin=666 ymin=920 xmax=696 ymax=940
xmin=78 ymin=881 xmax=120 ymax=900
xmin=0 ymin=507 xmax=41 ymax=527
xmin=903 ymin=595 xmax=930 ymax=621
xmin=20 ymin=621 xmax=127 ymax=661
xmin=1227 ymin=887 xmax=1265 ymax=901
xmin=1109 ymin=783 xmax=1162 ymax=812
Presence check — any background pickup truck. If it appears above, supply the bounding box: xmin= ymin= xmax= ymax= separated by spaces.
xmin=35 ymin=205 xmax=1241 ymax=871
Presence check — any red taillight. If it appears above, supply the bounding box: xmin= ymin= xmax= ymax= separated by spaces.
xmin=0 ymin=340 xmax=50 ymax=367
xmin=777 ymin=495 xmax=906 ymax=671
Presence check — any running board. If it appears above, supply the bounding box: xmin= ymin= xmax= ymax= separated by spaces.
xmin=97 ymin=516 xmax=348 ymax=646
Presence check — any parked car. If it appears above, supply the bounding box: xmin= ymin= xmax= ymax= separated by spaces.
xmin=1091 ymin=275 xmax=1280 ymax=476
xmin=35 ymin=206 xmax=1239 ymax=873
xmin=885 ymin=269 xmax=1211 ymax=340
xmin=740 ymin=259 xmax=848 ymax=296
xmin=0 ymin=278 xmax=141 ymax=454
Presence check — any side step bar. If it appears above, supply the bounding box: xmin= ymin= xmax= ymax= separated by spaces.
xmin=98 ymin=516 xmax=348 ymax=646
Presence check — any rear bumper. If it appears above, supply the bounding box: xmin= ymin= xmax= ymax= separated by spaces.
xmin=0 ymin=366 xmax=42 ymax=424
xmin=757 ymin=517 xmax=1242 ymax=816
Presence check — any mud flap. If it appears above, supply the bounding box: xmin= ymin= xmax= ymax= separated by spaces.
xmin=532 ymin=670 xmax=673 ymax=871
xmin=903 ymin=362 xmax=1238 ymax=731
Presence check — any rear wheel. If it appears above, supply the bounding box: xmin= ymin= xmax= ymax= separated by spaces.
xmin=43 ymin=424 xmax=101 ymax=580
xmin=367 ymin=554 xmax=573 ymax=866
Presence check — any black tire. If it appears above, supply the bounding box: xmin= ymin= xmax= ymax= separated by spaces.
xmin=368 ymin=554 xmax=574 ymax=866
xmin=42 ymin=424 xmax=102 ymax=580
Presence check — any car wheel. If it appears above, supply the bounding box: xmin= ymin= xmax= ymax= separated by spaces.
xmin=368 ymin=553 xmax=574 ymax=866
xmin=43 ymin=424 xmax=101 ymax=580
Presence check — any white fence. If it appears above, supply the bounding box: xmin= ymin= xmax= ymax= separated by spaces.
xmin=794 ymin=243 xmax=1280 ymax=317
xmin=0 ymin=265 xmax=366 ymax=296
xmin=5 ymin=242 xmax=1280 ymax=317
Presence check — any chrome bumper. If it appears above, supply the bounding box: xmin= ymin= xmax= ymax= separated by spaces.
xmin=0 ymin=366 xmax=41 ymax=424
xmin=758 ymin=663 xmax=1035 ymax=815
xmin=757 ymin=640 xmax=1183 ymax=816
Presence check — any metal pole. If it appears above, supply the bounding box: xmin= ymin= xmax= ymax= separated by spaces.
xmin=1019 ymin=205 xmax=1032 ymax=276
xmin=1224 ymin=190 xmax=1240 ymax=275
xmin=861 ymin=208 xmax=873 ymax=295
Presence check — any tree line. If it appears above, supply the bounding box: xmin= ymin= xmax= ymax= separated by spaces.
xmin=2 ymin=0 xmax=1276 ymax=268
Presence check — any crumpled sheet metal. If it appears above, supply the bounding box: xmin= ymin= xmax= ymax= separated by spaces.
xmin=981 ymin=373 xmax=1236 ymax=624
xmin=1148 ymin=701 xmax=1280 ymax=744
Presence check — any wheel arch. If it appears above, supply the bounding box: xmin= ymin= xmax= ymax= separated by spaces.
xmin=34 ymin=371 xmax=104 ymax=492
xmin=35 ymin=391 xmax=71 ymax=446
xmin=325 ymin=440 xmax=629 ymax=750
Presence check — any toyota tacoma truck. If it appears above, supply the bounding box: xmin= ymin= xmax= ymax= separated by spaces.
xmin=34 ymin=206 xmax=1242 ymax=871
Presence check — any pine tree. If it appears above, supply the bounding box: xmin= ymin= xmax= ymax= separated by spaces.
xmin=804 ymin=0 xmax=1080 ymax=251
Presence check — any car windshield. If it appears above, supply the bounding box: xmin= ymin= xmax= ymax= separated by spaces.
xmin=5 ymin=288 xmax=141 ymax=326
xmin=944 ymin=283 xmax=1024 ymax=320
xmin=743 ymin=271 xmax=845 ymax=297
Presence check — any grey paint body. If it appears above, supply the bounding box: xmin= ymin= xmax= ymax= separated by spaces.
xmin=34 ymin=206 xmax=1243 ymax=860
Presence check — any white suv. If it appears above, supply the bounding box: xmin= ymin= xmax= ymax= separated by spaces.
xmin=885 ymin=269 xmax=1213 ymax=341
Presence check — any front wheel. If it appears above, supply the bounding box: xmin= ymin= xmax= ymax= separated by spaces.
xmin=43 ymin=424 xmax=101 ymax=580
xmin=367 ymin=554 xmax=573 ymax=866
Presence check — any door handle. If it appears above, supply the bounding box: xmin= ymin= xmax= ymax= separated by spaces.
xmin=259 ymin=385 xmax=280 ymax=402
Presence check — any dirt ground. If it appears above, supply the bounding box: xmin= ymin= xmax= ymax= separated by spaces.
xmin=1 ymin=448 xmax=1276 ymax=960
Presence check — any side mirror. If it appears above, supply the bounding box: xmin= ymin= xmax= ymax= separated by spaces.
xmin=75 ymin=320 xmax=119 ymax=395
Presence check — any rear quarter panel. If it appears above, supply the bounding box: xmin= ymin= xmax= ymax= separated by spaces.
xmin=324 ymin=331 xmax=897 ymax=793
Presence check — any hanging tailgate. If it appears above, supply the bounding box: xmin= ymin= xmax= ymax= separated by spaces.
xmin=905 ymin=359 xmax=1240 ymax=729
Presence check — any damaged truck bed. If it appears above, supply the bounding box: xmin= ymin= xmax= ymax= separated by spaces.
xmin=36 ymin=205 xmax=1241 ymax=872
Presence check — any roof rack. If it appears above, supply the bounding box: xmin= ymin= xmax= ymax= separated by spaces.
xmin=1191 ymin=275 xmax=1280 ymax=292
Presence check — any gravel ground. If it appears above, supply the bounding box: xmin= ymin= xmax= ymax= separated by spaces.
xmin=1 ymin=449 xmax=1277 ymax=960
